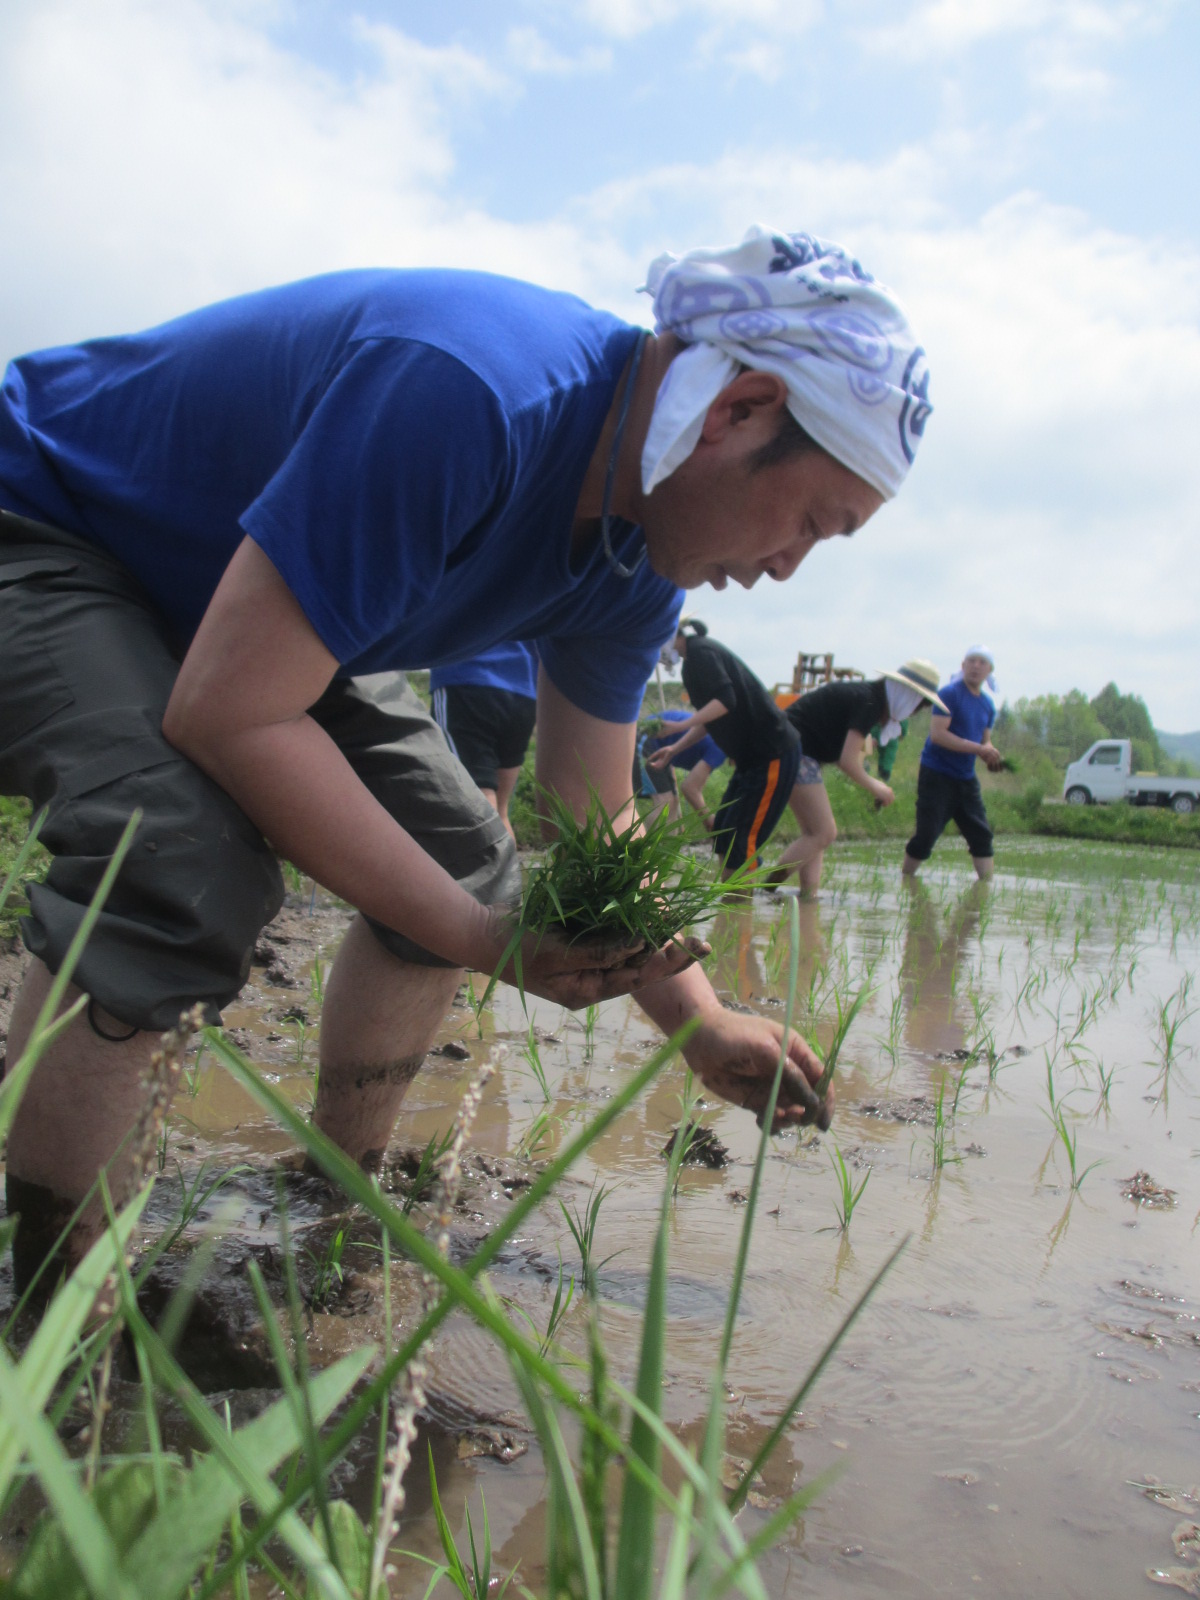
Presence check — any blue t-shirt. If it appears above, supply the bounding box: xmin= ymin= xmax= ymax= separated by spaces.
xmin=0 ymin=270 xmax=682 ymax=723
xmin=430 ymin=641 xmax=538 ymax=701
xmin=920 ymin=679 xmax=995 ymax=780
xmin=647 ymin=707 xmax=726 ymax=772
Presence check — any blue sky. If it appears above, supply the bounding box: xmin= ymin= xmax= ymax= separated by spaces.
xmin=2 ymin=0 xmax=1197 ymax=726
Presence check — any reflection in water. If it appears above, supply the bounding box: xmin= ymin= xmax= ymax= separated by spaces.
xmin=901 ymin=879 xmax=991 ymax=1059
xmin=34 ymin=843 xmax=1197 ymax=1600
xmin=707 ymin=896 xmax=827 ymax=1008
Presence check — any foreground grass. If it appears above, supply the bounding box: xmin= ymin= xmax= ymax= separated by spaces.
xmin=1 ymin=830 xmax=899 ymax=1597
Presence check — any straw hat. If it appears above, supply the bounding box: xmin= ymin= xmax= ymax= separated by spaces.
xmin=876 ymin=659 xmax=949 ymax=715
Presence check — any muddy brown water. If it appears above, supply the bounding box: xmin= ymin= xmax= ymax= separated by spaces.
xmin=3 ymin=837 xmax=1199 ymax=1597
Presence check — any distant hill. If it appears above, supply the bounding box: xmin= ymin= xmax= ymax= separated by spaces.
xmin=1157 ymin=730 xmax=1200 ymax=763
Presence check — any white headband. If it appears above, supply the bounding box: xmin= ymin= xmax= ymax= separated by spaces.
xmin=640 ymin=224 xmax=932 ymax=500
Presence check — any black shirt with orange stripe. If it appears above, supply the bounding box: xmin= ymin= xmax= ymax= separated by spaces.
xmin=681 ymin=637 xmax=798 ymax=769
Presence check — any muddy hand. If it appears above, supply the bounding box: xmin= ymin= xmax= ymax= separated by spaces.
xmin=499 ymin=919 xmax=709 ymax=1009
xmin=684 ymin=1013 xmax=833 ymax=1132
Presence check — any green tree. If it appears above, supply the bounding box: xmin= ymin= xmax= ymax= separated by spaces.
xmin=1089 ymin=682 xmax=1165 ymax=771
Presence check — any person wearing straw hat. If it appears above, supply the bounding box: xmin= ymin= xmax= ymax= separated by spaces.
xmin=903 ymin=648 xmax=1003 ymax=881
xmin=0 ymin=225 xmax=929 ymax=1289
xmin=768 ymin=661 xmax=948 ymax=893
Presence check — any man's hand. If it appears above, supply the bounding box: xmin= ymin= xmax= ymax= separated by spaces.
xmin=681 ymin=1010 xmax=833 ymax=1132
xmin=981 ymin=745 xmax=1004 ymax=773
xmin=872 ymin=781 xmax=895 ymax=807
xmin=646 ymin=742 xmax=682 ymax=771
xmin=483 ymin=908 xmax=709 ymax=1008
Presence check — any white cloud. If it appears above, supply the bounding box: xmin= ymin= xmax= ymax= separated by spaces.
xmin=563 ymin=149 xmax=1200 ymax=725
xmin=572 ymin=0 xmax=823 ymax=42
xmin=860 ymin=0 xmax=1171 ymax=59
xmin=0 ymin=0 xmax=1195 ymax=723
xmin=504 ymin=25 xmax=613 ymax=74
xmin=0 ymin=0 xmax=588 ymax=352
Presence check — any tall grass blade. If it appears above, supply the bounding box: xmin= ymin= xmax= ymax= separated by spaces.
xmin=121 ymin=1350 xmax=372 ymax=1600
xmin=727 ymin=1236 xmax=909 ymax=1514
xmin=0 ymin=1186 xmax=149 ymax=1500
xmin=0 ymin=809 xmax=141 ymax=1142
xmin=0 ymin=806 xmax=45 ymax=915
xmin=0 ymin=1345 xmax=136 ymax=1600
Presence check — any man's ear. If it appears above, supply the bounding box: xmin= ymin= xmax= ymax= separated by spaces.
xmin=699 ymin=369 xmax=789 ymax=443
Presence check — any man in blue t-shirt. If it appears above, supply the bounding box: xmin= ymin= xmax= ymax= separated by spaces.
xmin=431 ymin=643 xmax=539 ymax=841
xmin=903 ymin=649 xmax=1004 ymax=880
xmin=0 ymin=232 xmax=929 ymax=1287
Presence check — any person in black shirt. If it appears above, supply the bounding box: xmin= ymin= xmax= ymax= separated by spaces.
xmin=770 ymin=660 xmax=946 ymax=892
xmin=649 ymin=620 xmax=801 ymax=877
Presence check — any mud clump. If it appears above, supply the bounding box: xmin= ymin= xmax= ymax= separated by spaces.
xmin=1121 ymin=1171 xmax=1177 ymax=1209
xmin=662 ymin=1125 xmax=730 ymax=1168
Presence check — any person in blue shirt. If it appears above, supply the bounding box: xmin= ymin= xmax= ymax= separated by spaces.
xmin=0 ymin=228 xmax=930 ymax=1287
xmin=636 ymin=706 xmax=726 ymax=832
xmin=431 ymin=643 xmax=539 ymax=841
xmin=902 ymin=649 xmax=1005 ymax=881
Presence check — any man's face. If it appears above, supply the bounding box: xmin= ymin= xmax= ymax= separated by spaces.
xmin=639 ymin=425 xmax=884 ymax=593
xmin=961 ymin=654 xmax=993 ymax=690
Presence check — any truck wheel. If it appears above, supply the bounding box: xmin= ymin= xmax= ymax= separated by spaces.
xmin=1171 ymin=794 xmax=1196 ymax=815
xmin=1065 ymin=787 xmax=1090 ymax=807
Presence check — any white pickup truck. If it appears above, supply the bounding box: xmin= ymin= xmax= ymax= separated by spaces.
xmin=1062 ymin=739 xmax=1200 ymax=813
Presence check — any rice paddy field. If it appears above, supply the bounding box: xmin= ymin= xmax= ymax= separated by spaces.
xmin=3 ymin=833 xmax=1199 ymax=1596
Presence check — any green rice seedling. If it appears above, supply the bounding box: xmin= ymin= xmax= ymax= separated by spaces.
xmin=425 ymin=1449 xmax=520 ymax=1599
xmin=1050 ymin=1106 xmax=1105 ymax=1191
xmin=1094 ymin=1059 xmax=1118 ymax=1110
xmin=875 ymin=988 xmax=905 ymax=1067
xmin=1044 ymin=1048 xmax=1060 ymax=1114
xmin=180 ymin=1037 xmax=210 ymax=1099
xmin=929 ymin=1079 xmax=961 ymax=1172
xmin=282 ymin=1014 xmax=315 ymax=1064
xmin=583 ymin=1001 xmax=599 ymax=1058
xmin=1154 ymin=984 xmax=1197 ymax=1074
xmin=517 ymin=1104 xmax=560 ymax=1161
xmin=159 ymin=1158 xmax=253 ymax=1253
xmin=521 ymin=1018 xmax=552 ymax=1102
xmin=303 ymin=1227 xmax=348 ymax=1310
xmin=280 ymin=858 xmax=308 ymax=896
xmin=506 ymin=1246 xmax=577 ymax=1360
xmin=808 ymin=981 xmax=873 ymax=1097
xmin=397 ymin=1126 xmax=454 ymax=1215
xmin=463 ymin=969 xmax=485 ymax=1039
xmin=485 ymin=785 xmax=754 ymax=1003
xmin=307 ymin=955 xmax=327 ymax=1012
xmin=561 ymin=1181 xmax=617 ymax=1297
xmin=950 ymin=1057 xmax=972 ymax=1115
xmin=829 ymin=1144 xmax=870 ymax=1230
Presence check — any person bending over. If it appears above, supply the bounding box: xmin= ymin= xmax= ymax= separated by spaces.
xmin=902 ymin=649 xmax=1003 ymax=881
xmin=637 ymin=705 xmax=725 ymax=831
xmin=0 ymin=226 xmax=930 ymax=1289
xmin=432 ymin=642 xmax=538 ymax=840
xmin=649 ymin=620 xmax=799 ymax=878
xmin=772 ymin=660 xmax=947 ymax=892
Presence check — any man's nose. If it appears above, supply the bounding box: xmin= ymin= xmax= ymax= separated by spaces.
xmin=763 ymin=539 xmax=814 ymax=583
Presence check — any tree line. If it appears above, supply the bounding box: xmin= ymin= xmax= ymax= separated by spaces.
xmin=994 ymin=682 xmax=1197 ymax=780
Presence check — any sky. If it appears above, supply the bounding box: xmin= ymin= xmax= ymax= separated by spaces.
xmin=2 ymin=0 xmax=1198 ymax=727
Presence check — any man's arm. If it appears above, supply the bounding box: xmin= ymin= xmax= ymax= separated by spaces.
xmin=837 ymin=729 xmax=893 ymax=805
xmin=164 ymin=539 xmax=696 ymax=1003
xmin=536 ymin=671 xmax=829 ymax=1129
